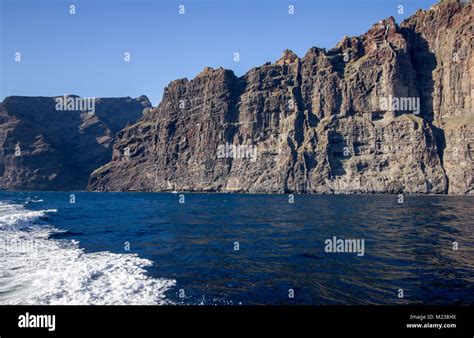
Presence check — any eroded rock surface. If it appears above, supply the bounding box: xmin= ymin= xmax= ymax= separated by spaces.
xmin=0 ymin=95 xmax=150 ymax=190
xmin=86 ymin=1 xmax=472 ymax=194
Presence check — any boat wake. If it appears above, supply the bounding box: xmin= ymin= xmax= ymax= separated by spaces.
xmin=0 ymin=202 xmax=176 ymax=305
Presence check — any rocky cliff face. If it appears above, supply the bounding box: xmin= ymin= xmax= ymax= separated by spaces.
xmin=400 ymin=0 xmax=473 ymax=194
xmin=88 ymin=0 xmax=472 ymax=194
xmin=0 ymin=95 xmax=150 ymax=190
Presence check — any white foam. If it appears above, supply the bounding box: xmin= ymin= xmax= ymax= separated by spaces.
xmin=0 ymin=202 xmax=176 ymax=305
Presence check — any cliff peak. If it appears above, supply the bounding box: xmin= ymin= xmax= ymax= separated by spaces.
xmin=276 ymin=49 xmax=299 ymax=65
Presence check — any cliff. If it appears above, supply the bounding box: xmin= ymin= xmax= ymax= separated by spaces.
xmin=0 ymin=95 xmax=151 ymax=190
xmin=84 ymin=2 xmax=473 ymax=194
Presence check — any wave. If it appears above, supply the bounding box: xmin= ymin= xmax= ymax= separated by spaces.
xmin=0 ymin=202 xmax=176 ymax=305
xmin=24 ymin=197 xmax=44 ymax=204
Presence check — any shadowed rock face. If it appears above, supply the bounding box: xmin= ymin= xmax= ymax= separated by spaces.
xmin=400 ymin=0 xmax=473 ymax=194
xmin=0 ymin=95 xmax=151 ymax=190
xmin=86 ymin=1 xmax=471 ymax=194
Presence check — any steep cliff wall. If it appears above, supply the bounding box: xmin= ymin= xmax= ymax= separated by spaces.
xmin=86 ymin=1 xmax=472 ymax=194
xmin=401 ymin=0 xmax=473 ymax=193
xmin=0 ymin=95 xmax=150 ymax=190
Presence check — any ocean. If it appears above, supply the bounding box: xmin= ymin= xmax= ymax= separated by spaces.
xmin=0 ymin=191 xmax=473 ymax=305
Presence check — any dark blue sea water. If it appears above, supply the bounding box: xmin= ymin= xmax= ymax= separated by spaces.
xmin=0 ymin=191 xmax=473 ymax=305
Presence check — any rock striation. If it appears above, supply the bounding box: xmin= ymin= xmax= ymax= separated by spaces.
xmin=88 ymin=0 xmax=472 ymax=194
xmin=0 ymin=95 xmax=150 ymax=190
xmin=400 ymin=0 xmax=473 ymax=193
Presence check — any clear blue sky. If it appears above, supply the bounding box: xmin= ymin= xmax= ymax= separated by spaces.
xmin=1 ymin=0 xmax=436 ymax=106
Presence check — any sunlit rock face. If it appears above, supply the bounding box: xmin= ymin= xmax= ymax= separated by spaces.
xmin=89 ymin=1 xmax=471 ymax=195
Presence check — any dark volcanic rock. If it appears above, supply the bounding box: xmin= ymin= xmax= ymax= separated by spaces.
xmin=400 ymin=0 xmax=473 ymax=193
xmin=86 ymin=1 xmax=471 ymax=194
xmin=0 ymin=95 xmax=150 ymax=190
